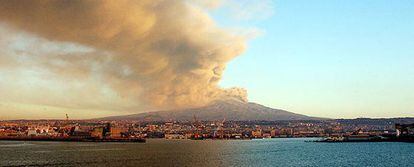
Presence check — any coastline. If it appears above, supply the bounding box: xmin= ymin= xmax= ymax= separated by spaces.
xmin=0 ymin=136 xmax=145 ymax=143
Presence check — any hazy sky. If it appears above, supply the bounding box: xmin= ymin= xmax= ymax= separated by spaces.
xmin=218 ymin=0 xmax=414 ymax=118
xmin=0 ymin=0 xmax=413 ymax=119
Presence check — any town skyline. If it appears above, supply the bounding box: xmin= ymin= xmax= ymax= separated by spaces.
xmin=1 ymin=1 xmax=414 ymax=120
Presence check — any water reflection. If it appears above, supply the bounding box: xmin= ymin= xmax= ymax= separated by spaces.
xmin=1 ymin=138 xmax=413 ymax=166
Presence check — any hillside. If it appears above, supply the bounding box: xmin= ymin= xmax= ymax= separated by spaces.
xmin=98 ymin=99 xmax=321 ymax=121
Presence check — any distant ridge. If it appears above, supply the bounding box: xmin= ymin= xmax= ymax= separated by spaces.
xmin=98 ymin=99 xmax=323 ymax=121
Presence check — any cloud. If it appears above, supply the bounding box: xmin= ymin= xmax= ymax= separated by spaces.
xmin=189 ymin=0 xmax=224 ymax=9
xmin=0 ymin=0 xmax=251 ymax=114
xmin=222 ymin=0 xmax=275 ymax=21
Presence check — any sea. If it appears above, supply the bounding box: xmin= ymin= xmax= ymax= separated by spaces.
xmin=0 ymin=138 xmax=413 ymax=167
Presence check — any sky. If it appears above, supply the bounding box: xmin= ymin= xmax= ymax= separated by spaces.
xmin=217 ymin=0 xmax=414 ymax=118
xmin=0 ymin=0 xmax=413 ymax=119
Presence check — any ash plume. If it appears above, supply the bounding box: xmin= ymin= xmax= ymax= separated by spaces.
xmin=0 ymin=0 xmax=249 ymax=112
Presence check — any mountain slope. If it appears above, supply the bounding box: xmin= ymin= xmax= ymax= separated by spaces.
xmin=99 ymin=100 xmax=320 ymax=121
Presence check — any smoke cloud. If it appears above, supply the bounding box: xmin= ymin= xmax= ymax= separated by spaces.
xmin=0 ymin=0 xmax=250 ymax=113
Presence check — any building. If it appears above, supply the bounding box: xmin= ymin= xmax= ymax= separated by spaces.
xmin=270 ymin=129 xmax=278 ymax=137
xmin=395 ymin=123 xmax=414 ymax=137
xmin=91 ymin=127 xmax=104 ymax=139
xmin=252 ymin=129 xmax=262 ymax=138
xmin=27 ymin=129 xmax=38 ymax=136
xmin=110 ymin=127 xmax=128 ymax=138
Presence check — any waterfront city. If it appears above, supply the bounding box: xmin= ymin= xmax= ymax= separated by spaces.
xmin=1 ymin=118 xmax=413 ymax=141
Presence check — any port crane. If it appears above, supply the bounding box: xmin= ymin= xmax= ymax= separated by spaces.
xmin=192 ymin=114 xmax=203 ymax=139
xmin=214 ymin=118 xmax=226 ymax=138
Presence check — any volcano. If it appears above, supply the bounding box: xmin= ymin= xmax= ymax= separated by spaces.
xmin=98 ymin=99 xmax=322 ymax=121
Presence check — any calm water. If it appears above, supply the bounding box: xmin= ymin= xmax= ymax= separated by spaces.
xmin=0 ymin=138 xmax=413 ymax=167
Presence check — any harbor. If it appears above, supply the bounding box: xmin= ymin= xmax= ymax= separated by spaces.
xmin=0 ymin=136 xmax=145 ymax=142
xmin=318 ymin=123 xmax=414 ymax=143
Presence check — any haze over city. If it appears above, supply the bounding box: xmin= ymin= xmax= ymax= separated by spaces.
xmin=1 ymin=0 xmax=414 ymax=120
